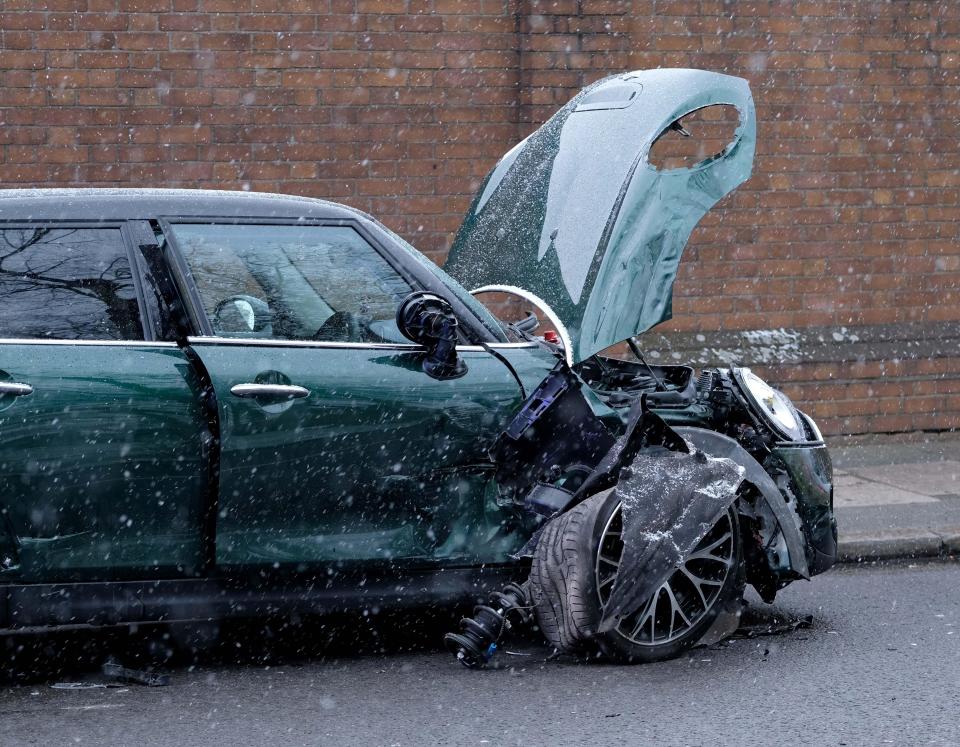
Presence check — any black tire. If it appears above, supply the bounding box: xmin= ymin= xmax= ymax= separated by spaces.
xmin=529 ymin=490 xmax=744 ymax=663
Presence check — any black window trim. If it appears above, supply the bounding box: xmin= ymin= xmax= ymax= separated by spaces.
xmin=0 ymin=220 xmax=154 ymax=343
xmin=121 ymin=221 xmax=163 ymax=342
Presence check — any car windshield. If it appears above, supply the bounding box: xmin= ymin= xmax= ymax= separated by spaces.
xmin=171 ymin=222 xmax=414 ymax=343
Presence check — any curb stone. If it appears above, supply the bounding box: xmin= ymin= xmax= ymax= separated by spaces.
xmin=838 ymin=527 xmax=960 ymax=563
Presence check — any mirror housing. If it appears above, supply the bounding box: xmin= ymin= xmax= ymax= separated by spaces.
xmin=396 ymin=291 xmax=468 ymax=380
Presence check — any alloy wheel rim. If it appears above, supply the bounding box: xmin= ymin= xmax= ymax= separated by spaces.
xmin=594 ymin=504 xmax=736 ymax=646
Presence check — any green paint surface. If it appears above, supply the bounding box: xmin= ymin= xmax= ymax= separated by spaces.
xmin=0 ymin=344 xmax=208 ymax=581
xmin=445 ymin=69 xmax=756 ymax=362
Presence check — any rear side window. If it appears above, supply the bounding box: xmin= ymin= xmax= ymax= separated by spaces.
xmin=171 ymin=223 xmax=414 ymax=343
xmin=0 ymin=227 xmax=143 ymax=341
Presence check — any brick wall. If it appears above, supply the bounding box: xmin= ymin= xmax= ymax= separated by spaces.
xmin=1 ymin=0 xmax=958 ymax=435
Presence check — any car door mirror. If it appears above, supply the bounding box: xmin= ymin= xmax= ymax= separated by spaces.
xmin=213 ymin=295 xmax=273 ymax=337
xmin=396 ymin=291 xmax=467 ymax=380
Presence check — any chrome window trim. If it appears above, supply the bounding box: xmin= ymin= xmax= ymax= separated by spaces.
xmin=186 ymin=335 xmax=538 ymax=352
xmin=0 ymin=338 xmax=178 ymax=347
xmin=465 ymin=342 xmax=540 ymax=351
xmin=799 ymin=410 xmax=824 ymax=442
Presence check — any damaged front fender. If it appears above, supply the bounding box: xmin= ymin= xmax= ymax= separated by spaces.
xmin=674 ymin=427 xmax=811 ymax=582
xmin=453 ymin=358 xmax=825 ymax=666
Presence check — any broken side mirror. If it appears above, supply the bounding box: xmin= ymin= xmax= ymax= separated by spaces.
xmin=395 ymin=291 xmax=468 ymax=380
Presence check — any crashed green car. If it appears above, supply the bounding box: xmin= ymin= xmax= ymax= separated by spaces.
xmin=0 ymin=69 xmax=835 ymax=665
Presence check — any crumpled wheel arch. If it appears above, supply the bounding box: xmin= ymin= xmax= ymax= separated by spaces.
xmin=672 ymin=426 xmax=811 ymax=582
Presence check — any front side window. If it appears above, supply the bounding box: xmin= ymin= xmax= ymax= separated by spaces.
xmin=0 ymin=226 xmax=143 ymax=341
xmin=171 ymin=223 xmax=414 ymax=343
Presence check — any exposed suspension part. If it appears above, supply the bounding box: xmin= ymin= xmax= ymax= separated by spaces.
xmin=443 ymin=582 xmax=532 ymax=668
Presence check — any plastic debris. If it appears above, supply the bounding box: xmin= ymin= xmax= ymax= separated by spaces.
xmin=102 ymin=658 xmax=170 ymax=687
xmin=733 ymin=614 xmax=813 ymax=639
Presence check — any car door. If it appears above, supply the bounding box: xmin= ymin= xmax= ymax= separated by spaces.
xmin=165 ymin=219 xmax=530 ymax=570
xmin=0 ymin=221 xmax=211 ymax=582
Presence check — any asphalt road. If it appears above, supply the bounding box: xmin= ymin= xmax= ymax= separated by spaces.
xmin=2 ymin=560 xmax=958 ymax=746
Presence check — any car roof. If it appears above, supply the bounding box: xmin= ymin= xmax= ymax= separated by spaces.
xmin=0 ymin=188 xmax=362 ymax=221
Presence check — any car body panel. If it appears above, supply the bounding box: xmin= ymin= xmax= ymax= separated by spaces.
xmin=188 ymin=339 xmax=551 ymax=569
xmin=1 ymin=566 xmax=519 ymax=632
xmin=444 ymin=68 xmax=756 ymax=363
xmin=0 ymin=342 xmax=209 ymax=582
xmin=0 ymin=190 xmax=547 ymax=586
xmin=0 ymin=189 xmax=361 ymax=222
xmin=673 ymin=427 xmax=811 ymax=579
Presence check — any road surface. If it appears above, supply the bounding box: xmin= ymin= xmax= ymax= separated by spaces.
xmin=1 ymin=560 xmax=957 ymax=746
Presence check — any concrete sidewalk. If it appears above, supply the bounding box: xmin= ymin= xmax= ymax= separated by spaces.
xmin=829 ymin=432 xmax=960 ymax=562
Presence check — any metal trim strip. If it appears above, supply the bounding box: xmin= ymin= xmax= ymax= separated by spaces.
xmin=469 ymin=285 xmax=573 ymax=366
xmin=0 ymin=339 xmax=178 ymax=347
xmin=186 ymin=336 xmax=538 ymax=352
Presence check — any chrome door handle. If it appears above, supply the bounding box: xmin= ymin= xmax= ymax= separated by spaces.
xmin=230 ymin=383 xmax=310 ymax=400
xmin=0 ymin=382 xmax=33 ymax=397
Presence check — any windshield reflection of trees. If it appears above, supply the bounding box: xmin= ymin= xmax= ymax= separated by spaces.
xmin=0 ymin=227 xmax=140 ymax=340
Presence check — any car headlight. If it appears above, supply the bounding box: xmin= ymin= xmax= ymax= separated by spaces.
xmin=732 ymin=368 xmax=805 ymax=441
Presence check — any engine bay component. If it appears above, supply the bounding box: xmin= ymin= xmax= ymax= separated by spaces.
xmin=577 ymin=356 xmax=697 ymax=409
xmin=490 ymin=363 xmax=616 ymax=503
xmin=443 ymin=582 xmax=531 ymax=668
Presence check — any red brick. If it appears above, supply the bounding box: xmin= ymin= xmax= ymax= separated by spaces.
xmin=0 ymin=1 xmax=954 ymax=434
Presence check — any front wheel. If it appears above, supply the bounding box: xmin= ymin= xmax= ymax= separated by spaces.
xmin=529 ymin=490 xmax=744 ymax=663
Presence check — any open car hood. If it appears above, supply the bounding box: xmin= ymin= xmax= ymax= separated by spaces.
xmin=443 ymin=68 xmax=756 ymax=364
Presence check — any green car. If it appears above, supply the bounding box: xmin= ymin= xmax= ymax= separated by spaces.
xmin=0 ymin=69 xmax=835 ymax=665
